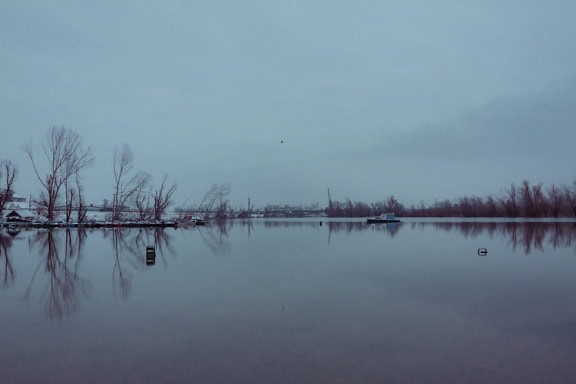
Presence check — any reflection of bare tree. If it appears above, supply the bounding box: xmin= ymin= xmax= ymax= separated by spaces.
xmin=0 ymin=232 xmax=15 ymax=289
xmin=234 ymin=219 xmax=254 ymax=237
xmin=199 ymin=221 xmax=231 ymax=256
xmin=26 ymin=229 xmax=91 ymax=320
xmin=549 ymin=222 xmax=576 ymax=249
xmin=520 ymin=223 xmax=545 ymax=253
xmin=110 ymin=229 xmax=135 ymax=300
xmin=109 ymin=227 xmax=176 ymax=299
xmin=503 ymin=223 xmax=519 ymax=252
xmin=234 ymin=219 xmax=576 ymax=255
xmin=133 ymin=227 xmax=176 ymax=266
xmin=430 ymin=221 xmax=576 ymax=255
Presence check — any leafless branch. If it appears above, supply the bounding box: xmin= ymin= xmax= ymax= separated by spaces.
xmin=22 ymin=126 xmax=93 ymax=221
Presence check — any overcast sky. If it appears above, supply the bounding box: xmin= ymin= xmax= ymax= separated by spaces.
xmin=1 ymin=0 xmax=575 ymax=209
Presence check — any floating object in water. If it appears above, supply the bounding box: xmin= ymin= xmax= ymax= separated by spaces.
xmin=146 ymin=245 xmax=156 ymax=265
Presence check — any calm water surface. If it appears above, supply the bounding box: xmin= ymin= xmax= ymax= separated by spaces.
xmin=2 ymin=219 xmax=576 ymax=383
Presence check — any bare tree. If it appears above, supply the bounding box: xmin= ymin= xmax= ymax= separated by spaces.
xmin=564 ymin=180 xmax=576 ymax=217
xmin=385 ymin=195 xmax=404 ymax=215
xmin=199 ymin=182 xmax=231 ymax=215
xmin=75 ymin=171 xmax=88 ymax=223
xmin=135 ymin=186 xmax=153 ymax=221
xmin=520 ymin=180 xmax=536 ymax=217
xmin=23 ymin=126 xmax=93 ymax=221
xmin=198 ymin=183 xmax=219 ymax=211
xmin=111 ymin=144 xmax=150 ymax=221
xmin=64 ymin=176 xmax=75 ymax=223
xmin=152 ymin=175 xmax=177 ymax=221
xmin=0 ymin=159 xmax=18 ymax=217
xmin=547 ymin=184 xmax=564 ymax=218
xmin=503 ymin=183 xmax=520 ymax=217
xmin=485 ymin=196 xmax=499 ymax=217
xmin=531 ymin=183 xmax=547 ymax=217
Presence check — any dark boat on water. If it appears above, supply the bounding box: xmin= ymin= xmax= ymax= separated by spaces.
xmin=366 ymin=213 xmax=400 ymax=224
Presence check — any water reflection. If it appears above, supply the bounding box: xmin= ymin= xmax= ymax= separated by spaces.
xmin=25 ymin=229 xmax=91 ymax=320
xmin=419 ymin=221 xmax=576 ymax=254
xmin=259 ymin=220 xmax=326 ymax=229
xmin=0 ymin=231 xmax=15 ymax=289
xmin=3 ymin=219 xmax=576 ymax=321
xmin=239 ymin=219 xmax=576 ymax=253
xmin=229 ymin=219 xmax=401 ymax=244
xmin=333 ymin=221 xmax=401 ymax=236
xmin=105 ymin=227 xmax=176 ymax=300
xmin=233 ymin=219 xmax=402 ymax=235
xmin=198 ymin=220 xmax=231 ymax=256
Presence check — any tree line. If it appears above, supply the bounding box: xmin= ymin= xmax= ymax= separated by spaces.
xmin=1 ymin=126 xmax=177 ymax=222
xmin=3 ymin=126 xmax=576 ymax=221
xmin=327 ymin=179 xmax=576 ymax=218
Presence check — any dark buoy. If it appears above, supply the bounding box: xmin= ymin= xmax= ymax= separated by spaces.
xmin=319 ymin=221 xmax=322 ymax=226
xmin=146 ymin=245 xmax=156 ymax=265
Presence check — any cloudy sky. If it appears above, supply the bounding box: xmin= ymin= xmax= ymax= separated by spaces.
xmin=1 ymin=0 xmax=575 ymax=209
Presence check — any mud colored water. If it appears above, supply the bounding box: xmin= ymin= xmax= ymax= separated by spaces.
xmin=2 ymin=219 xmax=576 ymax=383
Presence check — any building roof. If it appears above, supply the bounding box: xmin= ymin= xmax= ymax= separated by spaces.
xmin=5 ymin=209 xmax=35 ymax=218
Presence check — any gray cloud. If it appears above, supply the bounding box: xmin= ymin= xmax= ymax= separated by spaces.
xmin=1 ymin=1 xmax=576 ymax=208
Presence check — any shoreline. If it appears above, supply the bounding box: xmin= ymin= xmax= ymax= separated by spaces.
xmin=0 ymin=220 xmax=204 ymax=229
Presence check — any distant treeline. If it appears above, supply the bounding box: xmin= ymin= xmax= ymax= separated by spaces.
xmin=327 ymin=180 xmax=576 ymax=218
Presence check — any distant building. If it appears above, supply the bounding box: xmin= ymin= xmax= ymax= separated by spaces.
xmin=0 ymin=190 xmax=26 ymax=203
xmin=10 ymin=194 xmax=27 ymax=203
xmin=5 ymin=209 xmax=35 ymax=222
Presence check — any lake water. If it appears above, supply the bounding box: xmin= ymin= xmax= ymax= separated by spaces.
xmin=2 ymin=219 xmax=576 ymax=383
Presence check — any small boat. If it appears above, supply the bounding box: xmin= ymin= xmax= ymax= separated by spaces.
xmin=366 ymin=213 xmax=400 ymax=224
